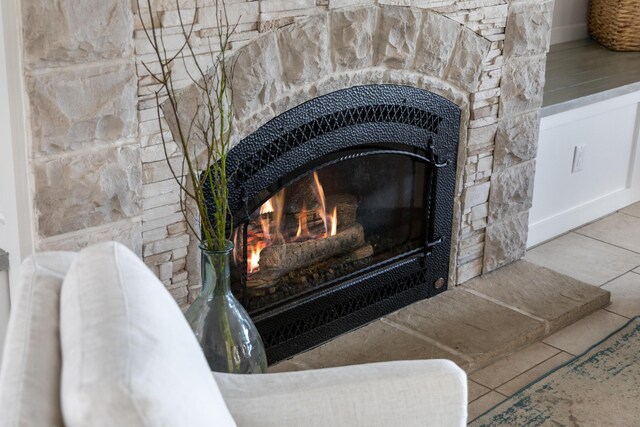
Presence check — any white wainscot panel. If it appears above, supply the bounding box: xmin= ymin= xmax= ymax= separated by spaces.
xmin=528 ymin=91 xmax=640 ymax=247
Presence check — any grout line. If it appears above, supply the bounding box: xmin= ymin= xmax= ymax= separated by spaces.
xmin=459 ymin=288 xmax=550 ymax=334
xmin=603 ymin=308 xmax=631 ymax=320
xmin=618 ymin=210 xmax=640 ymax=220
xmin=485 ymin=349 xmax=562 ymax=393
xmin=573 ymin=230 xmax=640 ymax=256
xmin=380 ymin=319 xmax=474 ymax=364
xmin=598 ymin=265 xmax=640 ymax=288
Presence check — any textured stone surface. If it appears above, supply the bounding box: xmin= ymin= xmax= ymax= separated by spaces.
xmin=504 ymin=1 xmax=554 ymax=59
xmin=34 ymin=145 xmax=142 ymax=237
xmin=277 ymin=14 xmax=330 ymax=88
xmin=446 ymin=28 xmax=491 ymax=92
xmin=331 ymin=7 xmax=376 ymax=71
xmin=483 ymin=211 xmax=529 ymax=273
xmin=413 ymin=11 xmax=461 ymax=78
xmin=374 ymin=6 xmax=421 ymax=68
xmin=27 ymin=62 xmax=137 ymax=156
xmin=38 ymin=220 xmax=142 ymax=257
xmin=22 ymin=0 xmax=133 ymax=68
xmin=466 ymin=260 xmax=610 ymax=333
xmin=500 ymin=56 xmax=546 ymax=117
xmin=488 ymin=159 xmax=535 ymax=222
xmin=385 ymin=289 xmax=546 ymax=371
xmin=231 ymin=32 xmax=283 ymax=117
xmin=287 ymin=320 xmax=469 ymax=370
xmin=494 ymin=111 xmax=541 ymax=171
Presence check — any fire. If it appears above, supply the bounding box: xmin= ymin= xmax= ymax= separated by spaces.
xmin=260 ymin=198 xmax=274 ymax=215
xmin=329 ymin=206 xmax=337 ymax=236
xmin=248 ymin=242 xmax=265 ymax=273
xmin=312 ymin=171 xmax=329 ymax=236
xmin=296 ymin=202 xmax=310 ymax=238
xmin=245 ymin=173 xmax=341 ymax=274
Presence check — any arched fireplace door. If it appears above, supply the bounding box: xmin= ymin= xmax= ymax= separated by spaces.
xmin=204 ymin=84 xmax=461 ymax=363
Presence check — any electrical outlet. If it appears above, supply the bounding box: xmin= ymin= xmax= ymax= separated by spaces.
xmin=572 ymin=145 xmax=586 ymax=174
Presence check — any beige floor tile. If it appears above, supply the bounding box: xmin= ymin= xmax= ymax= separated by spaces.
xmin=620 ymin=202 xmax=640 ymax=218
xmin=496 ymin=352 xmax=574 ymax=396
xmin=577 ymin=213 xmax=640 ymax=254
xmin=525 ymin=232 xmax=640 ymax=285
xmin=542 ymin=309 xmax=628 ymax=355
xmin=635 ymin=266 xmax=640 ymax=274
xmin=468 ymin=380 xmax=490 ymax=403
xmin=602 ymin=272 xmax=640 ymax=318
xmin=468 ymin=391 xmax=506 ymax=421
xmin=469 ymin=342 xmax=559 ymax=389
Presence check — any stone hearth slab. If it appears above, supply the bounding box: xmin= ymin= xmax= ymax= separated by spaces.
xmin=269 ymin=320 xmax=470 ymax=373
xmin=463 ymin=260 xmax=611 ymax=334
xmin=271 ymin=261 xmax=609 ymax=373
xmin=384 ymin=289 xmax=545 ymax=370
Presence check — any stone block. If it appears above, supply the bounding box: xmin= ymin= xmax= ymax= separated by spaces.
xmin=330 ymin=7 xmax=376 ymax=71
xmin=385 ymin=289 xmax=546 ymax=370
xmin=277 ymin=14 xmax=330 ymax=89
xmin=483 ymin=211 xmax=528 ymax=273
xmin=463 ymin=181 xmax=491 ymax=209
xmin=374 ymin=6 xmax=421 ymax=69
xmin=488 ymin=159 xmax=535 ymax=222
xmin=27 ymin=62 xmax=137 ymax=156
xmin=231 ymin=32 xmax=283 ymax=118
xmin=504 ymin=1 xmax=554 ymax=59
xmin=500 ymin=56 xmax=546 ymax=117
xmin=22 ymin=0 xmax=133 ymax=68
xmin=290 ymin=319 xmax=469 ymax=370
xmin=494 ymin=111 xmax=541 ymax=171
xmin=34 ymin=145 xmax=142 ymax=237
xmin=446 ymin=27 xmax=491 ymax=93
xmin=143 ymin=233 xmax=190 ymax=256
xmin=38 ymin=220 xmax=142 ymax=257
xmin=466 ymin=260 xmax=610 ymax=333
xmin=413 ymin=11 xmax=461 ymax=79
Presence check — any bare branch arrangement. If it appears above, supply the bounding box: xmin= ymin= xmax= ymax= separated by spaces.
xmin=137 ymin=0 xmax=239 ymax=252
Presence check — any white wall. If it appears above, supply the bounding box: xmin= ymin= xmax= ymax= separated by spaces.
xmin=550 ymin=0 xmax=590 ymax=44
xmin=528 ymin=91 xmax=640 ymax=247
xmin=0 ymin=0 xmax=33 ymax=360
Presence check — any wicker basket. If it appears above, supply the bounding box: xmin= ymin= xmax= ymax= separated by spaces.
xmin=589 ymin=0 xmax=640 ymax=51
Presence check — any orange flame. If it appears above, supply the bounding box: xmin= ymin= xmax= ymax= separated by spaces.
xmin=248 ymin=242 xmax=265 ymax=274
xmin=260 ymin=198 xmax=274 ymax=215
xmin=296 ymin=202 xmax=310 ymax=238
xmin=312 ymin=172 xmax=329 ymax=236
xmin=329 ymin=206 xmax=337 ymax=236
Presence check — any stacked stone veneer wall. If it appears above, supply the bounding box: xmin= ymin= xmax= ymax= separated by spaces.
xmin=22 ymin=0 xmax=553 ymax=308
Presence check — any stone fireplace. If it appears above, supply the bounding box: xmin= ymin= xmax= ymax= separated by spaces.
xmin=22 ymin=0 xmax=553 ymax=358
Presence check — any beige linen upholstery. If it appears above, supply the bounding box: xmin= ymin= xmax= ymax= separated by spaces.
xmin=0 ymin=252 xmax=77 ymax=427
xmin=60 ymin=242 xmax=236 ymax=427
xmin=215 ymin=359 xmax=467 ymax=427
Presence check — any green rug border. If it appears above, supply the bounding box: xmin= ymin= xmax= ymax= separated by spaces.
xmin=469 ymin=315 xmax=640 ymax=424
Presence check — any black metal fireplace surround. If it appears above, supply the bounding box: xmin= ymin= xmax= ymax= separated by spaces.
xmin=204 ymin=84 xmax=461 ymax=364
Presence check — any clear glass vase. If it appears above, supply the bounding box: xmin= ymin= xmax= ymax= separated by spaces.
xmin=186 ymin=241 xmax=267 ymax=374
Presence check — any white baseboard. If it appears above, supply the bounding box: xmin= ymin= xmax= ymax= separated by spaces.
xmin=551 ymin=24 xmax=589 ymax=45
xmin=527 ymin=188 xmax=640 ymax=247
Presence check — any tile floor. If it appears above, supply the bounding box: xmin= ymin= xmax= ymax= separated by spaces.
xmin=466 ymin=202 xmax=640 ymax=421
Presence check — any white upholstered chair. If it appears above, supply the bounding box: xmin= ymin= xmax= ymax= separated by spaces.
xmin=0 ymin=242 xmax=467 ymax=426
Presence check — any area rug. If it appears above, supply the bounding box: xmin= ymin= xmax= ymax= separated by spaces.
xmin=470 ymin=316 xmax=640 ymax=426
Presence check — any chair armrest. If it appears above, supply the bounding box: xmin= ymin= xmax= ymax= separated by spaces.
xmin=214 ymin=359 xmax=467 ymax=427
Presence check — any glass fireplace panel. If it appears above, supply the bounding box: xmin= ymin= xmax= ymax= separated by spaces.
xmin=232 ymin=151 xmax=430 ymax=313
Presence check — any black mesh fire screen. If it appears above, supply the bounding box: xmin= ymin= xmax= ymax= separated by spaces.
xmin=204 ymin=85 xmax=461 ymax=363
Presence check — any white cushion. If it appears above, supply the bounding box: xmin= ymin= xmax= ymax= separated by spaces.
xmin=0 ymin=252 xmax=77 ymax=427
xmin=60 ymin=241 xmax=236 ymax=427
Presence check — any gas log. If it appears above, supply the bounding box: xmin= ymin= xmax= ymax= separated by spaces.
xmin=259 ymin=223 xmax=365 ymax=272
